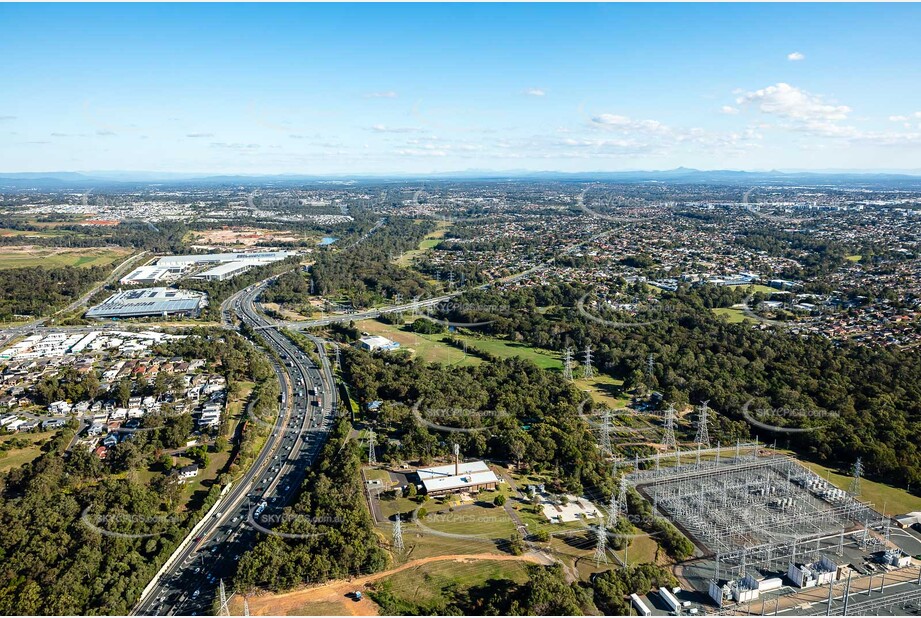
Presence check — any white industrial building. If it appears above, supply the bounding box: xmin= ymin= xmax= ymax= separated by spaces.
xmin=356 ymin=335 xmax=400 ymax=352
xmin=86 ymin=288 xmax=206 ymax=319
xmin=189 ymin=260 xmax=255 ymax=281
xmin=416 ymin=460 xmax=499 ymax=496
xmin=120 ymin=264 xmax=184 ymax=286
xmin=156 ymin=251 xmax=294 ymax=267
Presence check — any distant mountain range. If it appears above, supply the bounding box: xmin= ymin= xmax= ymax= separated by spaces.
xmin=2 ymin=167 xmax=921 ymax=190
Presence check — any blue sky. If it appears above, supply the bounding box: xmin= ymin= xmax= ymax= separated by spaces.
xmin=1 ymin=3 xmax=920 ymax=174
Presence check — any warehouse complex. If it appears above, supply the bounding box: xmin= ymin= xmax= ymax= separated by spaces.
xmin=86 ymin=288 xmax=206 ymax=319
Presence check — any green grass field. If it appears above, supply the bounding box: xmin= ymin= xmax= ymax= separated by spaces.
xmin=356 ymin=319 xmax=479 ymax=366
xmin=396 ymin=222 xmax=450 ymax=267
xmin=0 ymin=431 xmax=55 ymax=472
xmin=454 ymin=334 xmax=562 ymax=370
xmin=0 ymin=247 xmax=131 ymax=270
xmin=712 ymin=307 xmax=753 ymax=323
xmin=796 ymin=458 xmax=921 ymax=515
xmin=741 ymin=284 xmax=780 ymax=295
xmin=574 ymin=373 xmax=628 ymax=408
xmin=377 ymin=558 xmax=529 ymax=608
xmin=419 ymin=503 xmax=517 ymax=538
xmin=845 ymin=255 xmax=862 ymax=262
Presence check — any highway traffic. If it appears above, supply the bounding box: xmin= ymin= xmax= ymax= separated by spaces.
xmin=134 ymin=279 xmax=338 ymax=616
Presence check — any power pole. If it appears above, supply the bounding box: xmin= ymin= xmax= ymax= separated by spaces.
xmin=367 ymin=429 xmax=376 ymax=465
xmin=393 ymin=514 xmax=404 ymax=553
xmin=562 ymin=347 xmax=573 ymax=381
xmin=695 ymin=400 xmax=711 ymax=448
xmin=662 ymin=404 xmax=677 ymax=450
xmin=646 ymin=353 xmax=654 ymax=377
xmin=618 ymin=476 xmax=629 ymax=514
xmin=583 ymin=345 xmax=593 ymax=379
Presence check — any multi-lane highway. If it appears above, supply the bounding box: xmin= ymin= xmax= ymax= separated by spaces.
xmin=134 ymin=279 xmax=338 ymax=616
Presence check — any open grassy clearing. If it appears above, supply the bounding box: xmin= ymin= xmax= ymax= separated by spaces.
xmin=846 ymin=254 xmax=862 ymax=262
xmin=395 ymin=221 xmax=450 ymax=267
xmin=0 ymin=246 xmax=131 ymax=270
xmin=796 ymin=457 xmax=921 ymax=515
xmin=712 ymin=307 xmax=753 ymax=323
xmin=0 ymin=431 xmax=55 ymax=472
xmin=452 ymin=333 xmax=563 ymax=370
xmin=356 ymin=318 xmax=479 ymax=366
xmin=741 ymin=283 xmax=781 ymax=295
xmin=377 ymin=557 xmax=529 ymax=608
xmin=574 ymin=373 xmax=628 ymax=408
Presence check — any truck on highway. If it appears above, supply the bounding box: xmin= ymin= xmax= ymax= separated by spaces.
xmin=254 ymin=500 xmax=268 ymax=518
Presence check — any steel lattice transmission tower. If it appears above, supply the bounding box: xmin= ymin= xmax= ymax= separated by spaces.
xmin=599 ymin=408 xmax=612 ymax=455
xmin=694 ymin=400 xmax=711 ymax=448
xmin=607 ymin=493 xmax=619 ymax=523
xmin=646 ymin=353 xmax=655 ymax=377
xmin=393 ymin=514 xmax=404 ymax=553
xmin=583 ymin=345 xmax=594 ymax=379
xmin=367 ymin=429 xmax=376 ymax=465
xmin=662 ymin=404 xmax=677 ymax=450
xmin=593 ymin=515 xmax=609 ymax=565
xmin=849 ymin=457 xmax=863 ymax=496
xmin=562 ymin=347 xmax=574 ymax=381
xmin=618 ymin=476 xmax=629 ymax=515
xmin=218 ymin=579 xmax=231 ymax=617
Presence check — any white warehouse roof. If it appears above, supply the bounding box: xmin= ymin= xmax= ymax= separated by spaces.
xmin=417 ymin=460 xmax=499 ymax=494
xmin=156 ymin=251 xmax=294 ymax=266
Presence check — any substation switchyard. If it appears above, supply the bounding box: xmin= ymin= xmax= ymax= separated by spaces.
xmin=621 ymin=443 xmax=921 ymax=615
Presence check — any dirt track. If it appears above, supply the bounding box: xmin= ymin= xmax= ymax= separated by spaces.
xmin=231 ymin=552 xmax=548 ymax=616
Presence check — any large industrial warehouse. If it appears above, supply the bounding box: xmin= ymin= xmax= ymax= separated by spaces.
xmin=155 ymin=251 xmax=294 ymax=267
xmin=85 ymin=288 xmax=206 ymax=319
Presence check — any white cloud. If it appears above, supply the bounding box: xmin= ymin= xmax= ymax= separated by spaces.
xmin=736 ymin=83 xmax=851 ymax=122
xmin=721 ymin=105 xmax=740 ymax=115
xmin=889 ymin=115 xmax=908 ymax=122
xmin=525 ymin=88 xmax=546 ymax=97
xmin=787 ymin=51 xmax=805 ymax=61
xmin=186 ymin=133 xmax=214 ymax=138
xmin=364 ymin=91 xmax=397 ymax=99
xmin=592 ymin=113 xmax=632 ymax=126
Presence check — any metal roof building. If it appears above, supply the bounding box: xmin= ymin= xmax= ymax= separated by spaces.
xmin=416 ymin=460 xmax=499 ymax=496
xmin=189 ymin=260 xmax=255 ymax=281
xmin=86 ymin=288 xmax=206 ymax=319
xmin=156 ymin=251 xmax=294 ymax=266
